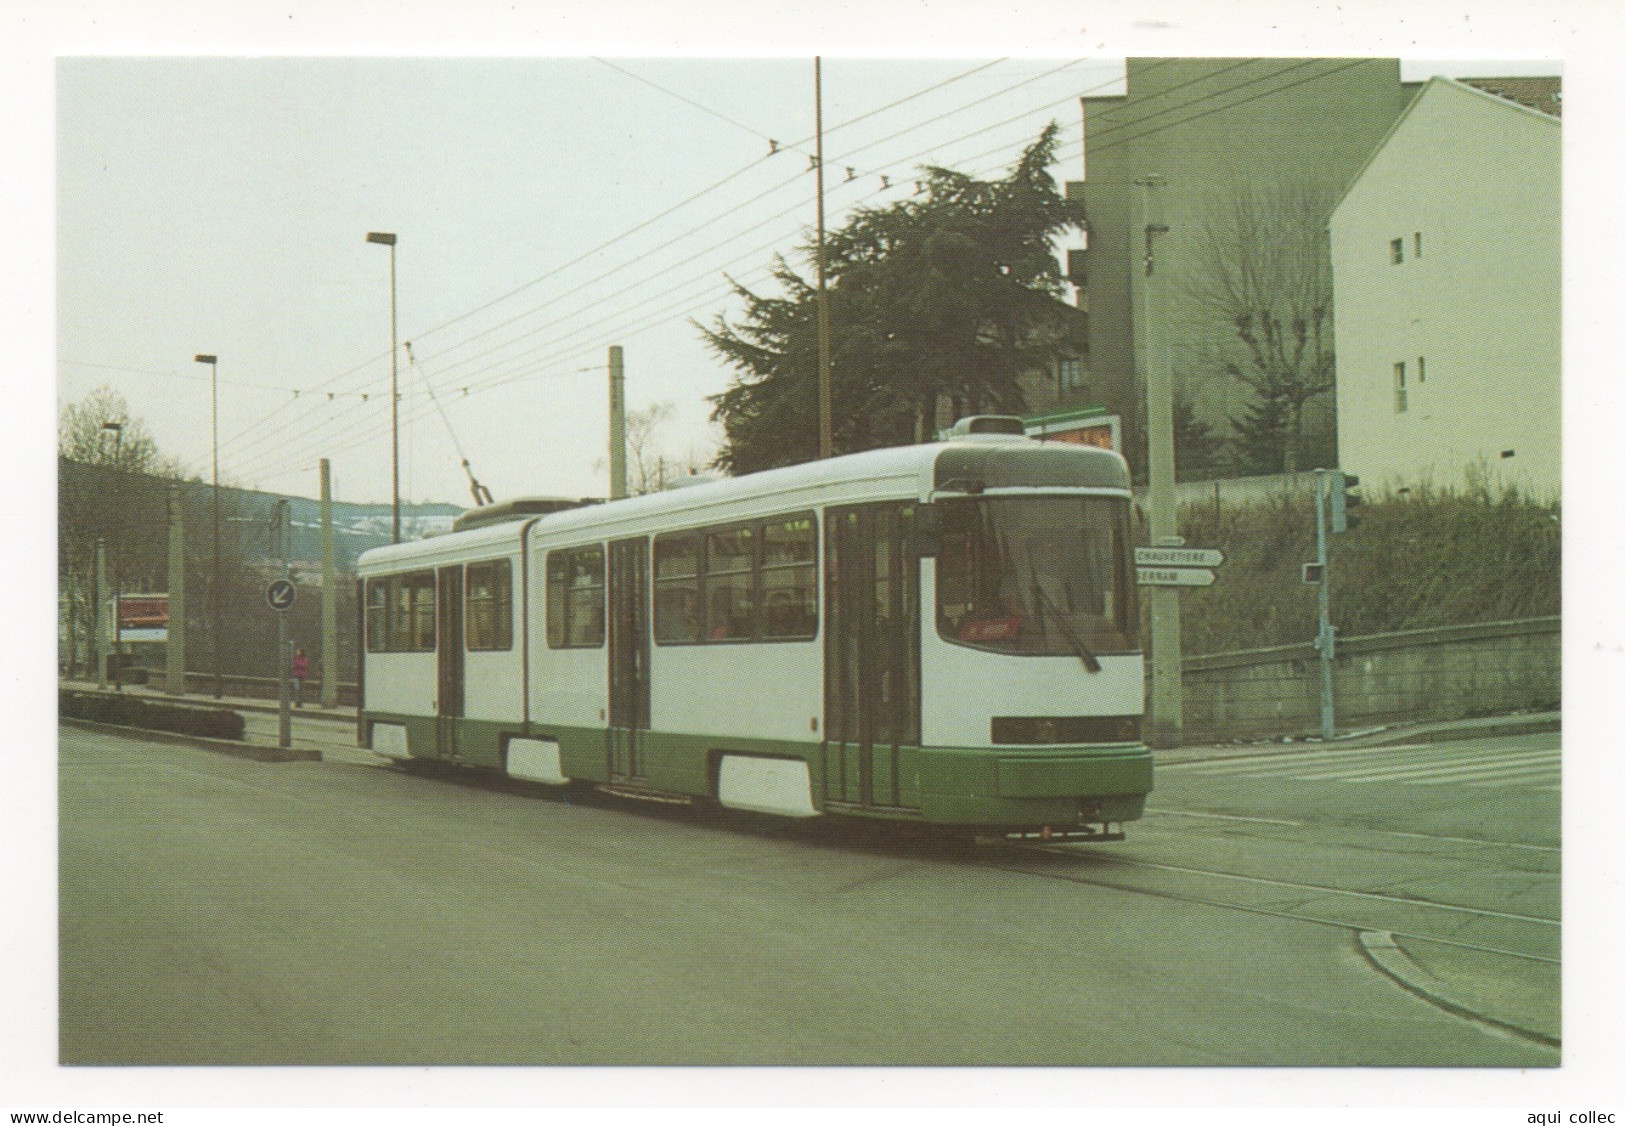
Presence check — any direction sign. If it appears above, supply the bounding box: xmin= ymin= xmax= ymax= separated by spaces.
xmin=1136 ymin=566 xmax=1216 ymax=588
xmin=266 ymin=579 xmax=297 ymax=612
xmin=1135 ymin=546 xmax=1225 ymax=568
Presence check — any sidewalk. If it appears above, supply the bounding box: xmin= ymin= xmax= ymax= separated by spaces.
xmin=60 ymin=677 xmax=356 ymax=724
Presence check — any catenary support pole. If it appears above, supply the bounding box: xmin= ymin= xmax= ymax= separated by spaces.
xmin=1314 ymin=469 xmax=1336 ymax=739
xmin=1136 ymin=175 xmax=1183 ymax=748
xmin=93 ymin=538 xmax=106 ymax=689
xmin=165 ymin=486 xmax=186 ymax=695
xmin=814 ymin=57 xmax=833 ymax=460
xmin=609 ymin=346 xmax=627 ymax=500
xmin=320 ymin=458 xmax=338 ymax=708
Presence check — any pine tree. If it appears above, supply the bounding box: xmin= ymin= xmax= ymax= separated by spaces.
xmin=702 ymin=125 xmax=1086 ymax=475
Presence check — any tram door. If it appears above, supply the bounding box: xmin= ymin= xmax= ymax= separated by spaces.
xmin=607 ymin=537 xmax=651 ymax=782
xmin=824 ymin=503 xmax=921 ymax=810
xmin=436 ymin=565 xmax=464 ymax=759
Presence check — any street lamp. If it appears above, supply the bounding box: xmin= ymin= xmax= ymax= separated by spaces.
xmin=366 ymin=231 xmax=400 ymax=544
xmin=101 ymin=421 xmax=123 ymax=691
xmin=194 ymin=353 xmax=222 ymax=698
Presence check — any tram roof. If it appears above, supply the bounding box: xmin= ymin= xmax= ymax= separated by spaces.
xmin=359 ymin=436 xmax=1129 ymax=570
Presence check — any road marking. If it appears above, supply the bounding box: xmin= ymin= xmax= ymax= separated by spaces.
xmin=1290 ymin=750 xmax=1557 ymax=783
xmin=1115 ymin=857 xmax=1560 ymax=924
xmin=1159 ymin=744 xmax=1429 ymax=772
xmin=1147 ymin=807 xmax=1561 ymax=853
xmin=1161 ymin=742 xmax=1560 ymax=789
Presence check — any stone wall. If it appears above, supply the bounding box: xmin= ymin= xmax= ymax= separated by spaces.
xmin=1181 ymin=617 xmax=1559 ymax=741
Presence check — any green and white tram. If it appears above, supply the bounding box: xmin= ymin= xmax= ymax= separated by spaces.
xmin=357 ymin=418 xmax=1151 ymax=840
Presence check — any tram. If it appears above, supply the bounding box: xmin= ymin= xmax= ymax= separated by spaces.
xmin=356 ymin=417 xmax=1151 ymax=840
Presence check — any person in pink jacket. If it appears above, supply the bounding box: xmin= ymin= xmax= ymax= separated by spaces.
xmin=291 ymin=648 xmax=309 ymax=708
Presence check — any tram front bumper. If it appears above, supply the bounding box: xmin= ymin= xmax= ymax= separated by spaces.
xmin=915 ymin=742 xmax=1152 ymax=828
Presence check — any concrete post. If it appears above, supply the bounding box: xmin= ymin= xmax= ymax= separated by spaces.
xmin=320 ymin=458 xmax=338 ymax=708
xmin=165 ymin=486 xmax=186 ymax=695
xmin=1136 ymin=175 xmax=1183 ymax=748
xmin=609 ymin=345 xmax=627 ymax=500
xmin=93 ymin=538 xmax=106 ymax=689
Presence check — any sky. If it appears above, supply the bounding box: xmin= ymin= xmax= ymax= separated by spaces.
xmin=9 ymin=0 xmax=1625 ymax=1117
xmin=53 ymin=56 xmax=1134 ymax=507
xmin=53 ymin=54 xmax=1563 ymax=511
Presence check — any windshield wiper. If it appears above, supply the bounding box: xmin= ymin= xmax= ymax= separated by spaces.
xmin=1031 ymin=576 xmax=1102 ymax=674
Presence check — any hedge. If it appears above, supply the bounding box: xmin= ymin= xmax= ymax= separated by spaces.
xmin=60 ymin=691 xmax=246 ymax=742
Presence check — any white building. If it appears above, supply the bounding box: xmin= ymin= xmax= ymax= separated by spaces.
xmin=1330 ymin=77 xmax=1560 ymax=501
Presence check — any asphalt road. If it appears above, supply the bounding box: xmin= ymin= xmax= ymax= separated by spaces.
xmin=59 ymin=726 xmax=1560 ymax=1066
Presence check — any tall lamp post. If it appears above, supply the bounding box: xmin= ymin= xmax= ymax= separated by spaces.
xmin=194 ymin=353 xmax=222 ymax=697
xmin=101 ymin=421 xmax=123 ymax=691
xmin=366 ymin=231 xmax=400 ymax=543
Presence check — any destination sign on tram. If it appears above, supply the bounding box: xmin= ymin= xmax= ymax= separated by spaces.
xmin=1136 ymin=567 xmax=1216 ymax=588
xmin=1134 ymin=547 xmax=1225 ymax=568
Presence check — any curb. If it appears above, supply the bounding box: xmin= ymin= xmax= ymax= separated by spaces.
xmin=1356 ymin=930 xmax=1559 ymax=1050
xmin=60 ymin=717 xmax=323 ymax=763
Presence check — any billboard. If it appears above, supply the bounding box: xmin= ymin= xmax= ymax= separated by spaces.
xmin=116 ymin=595 xmax=168 ymax=643
xmin=1022 ymin=407 xmax=1121 ymax=452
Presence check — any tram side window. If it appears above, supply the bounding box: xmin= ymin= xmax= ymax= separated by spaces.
xmin=547 ymin=546 xmax=605 ymax=648
xmin=705 ymin=525 xmax=756 ymax=641
xmin=760 ymin=515 xmax=817 ymax=639
xmin=653 ymin=534 xmax=701 ymax=643
xmin=654 ymin=511 xmax=818 ymax=645
xmin=366 ymin=571 xmax=436 ymax=653
xmin=365 ymin=578 xmax=387 ymax=652
xmin=464 ymin=559 xmax=513 ymax=651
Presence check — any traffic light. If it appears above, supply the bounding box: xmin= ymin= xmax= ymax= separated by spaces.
xmin=1329 ymin=471 xmax=1362 ymax=534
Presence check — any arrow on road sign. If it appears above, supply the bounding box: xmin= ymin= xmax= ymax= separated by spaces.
xmin=1134 ymin=546 xmax=1225 ymax=568
xmin=1136 ymin=566 xmax=1216 ymax=588
xmin=266 ymin=579 xmax=297 ymax=612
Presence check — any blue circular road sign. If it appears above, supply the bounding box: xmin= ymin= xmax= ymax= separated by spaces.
xmin=266 ymin=579 xmax=297 ymax=612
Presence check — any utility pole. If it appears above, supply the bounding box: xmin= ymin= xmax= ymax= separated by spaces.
xmin=194 ymin=354 xmax=223 ymax=698
xmin=814 ymin=56 xmax=834 ymax=460
xmin=1135 ymin=175 xmax=1183 ymax=748
xmin=320 ymin=459 xmax=338 ymax=709
xmin=609 ymin=345 xmax=627 ymax=500
xmin=102 ymin=422 xmax=124 ymax=692
xmin=93 ymin=538 xmax=106 ymax=689
xmin=366 ymin=232 xmax=400 ymax=543
xmin=1313 ymin=469 xmax=1336 ymax=739
xmin=272 ymin=499 xmax=292 ymax=750
xmin=165 ymin=486 xmax=186 ymax=695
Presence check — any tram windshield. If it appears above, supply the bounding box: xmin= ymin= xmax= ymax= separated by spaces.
xmin=935 ymin=495 xmax=1139 ymax=656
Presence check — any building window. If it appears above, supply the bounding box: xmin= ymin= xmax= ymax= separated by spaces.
xmin=1390 ymin=238 xmax=1404 ymax=265
xmin=1414 ymin=231 xmax=1423 ymax=259
xmin=1394 ymin=361 xmax=1408 ymax=413
xmin=1058 ymin=357 xmax=1085 ymax=393
xmin=464 ymin=559 xmax=513 ymax=651
xmin=546 ymin=546 xmax=605 ymax=649
xmin=1417 ymin=355 xmax=1426 ymax=384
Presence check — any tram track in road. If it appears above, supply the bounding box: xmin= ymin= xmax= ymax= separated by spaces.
xmin=987 ymin=842 xmax=1559 ymax=965
xmin=980 ymin=840 xmax=1561 ymax=1049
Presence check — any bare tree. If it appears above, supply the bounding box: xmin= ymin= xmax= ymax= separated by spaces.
xmin=58 ymin=387 xmax=188 ymax=675
xmin=1185 ymin=182 xmax=1336 ymax=474
xmin=609 ymin=401 xmax=714 ymax=495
